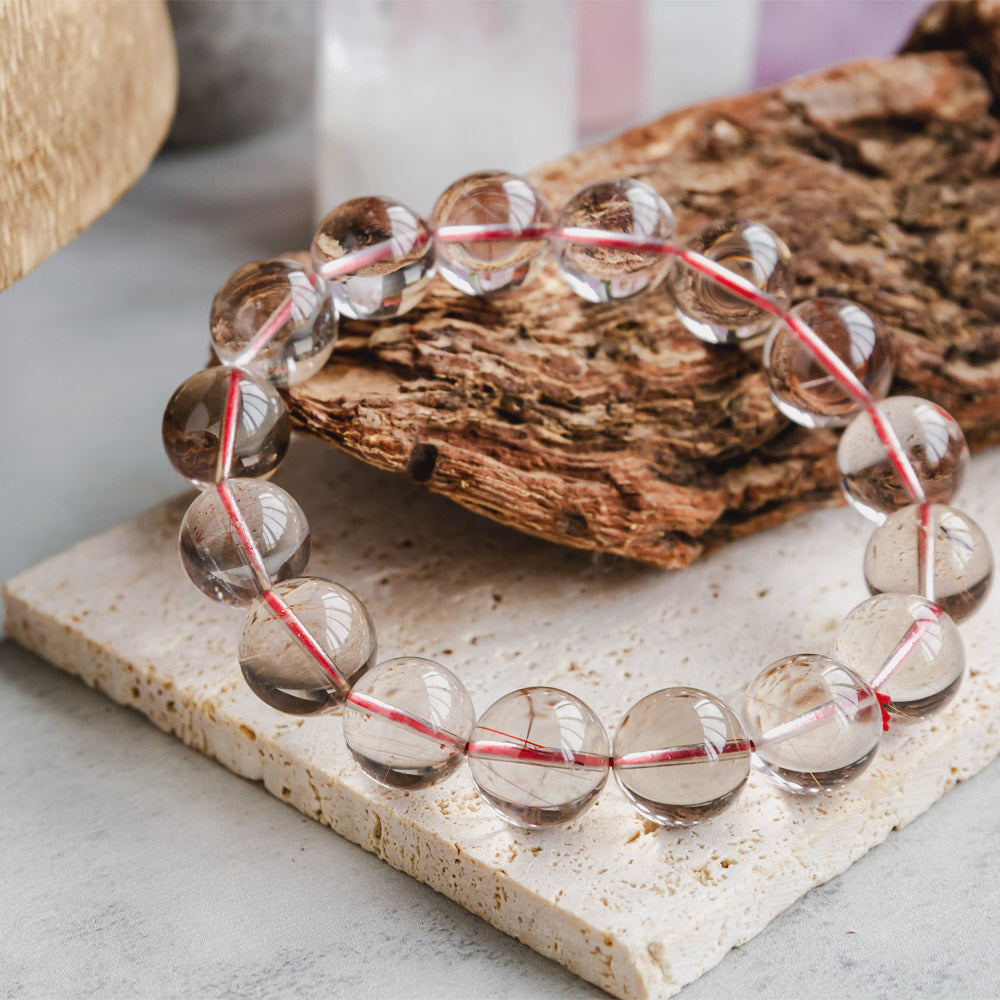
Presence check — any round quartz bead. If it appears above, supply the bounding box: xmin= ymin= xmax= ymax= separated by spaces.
xmin=210 ymin=257 xmax=338 ymax=387
xmin=834 ymin=594 xmax=964 ymax=721
xmin=162 ymin=367 xmax=290 ymax=488
xmin=311 ymin=196 xmax=435 ymax=320
xmin=179 ymin=479 xmax=310 ymax=606
xmin=743 ymin=654 xmax=883 ymax=794
xmin=467 ymin=687 xmax=609 ymax=828
xmin=551 ymin=179 xmax=676 ymax=303
xmin=670 ymin=219 xmax=792 ymax=344
xmin=837 ymin=396 xmax=969 ymax=521
xmin=431 ymin=171 xmax=553 ymax=296
xmin=343 ymin=657 xmax=475 ymax=789
xmin=763 ymin=297 xmax=894 ymax=428
xmin=864 ymin=504 xmax=993 ymax=623
xmin=612 ymin=687 xmax=751 ymax=827
xmin=239 ymin=577 xmax=376 ymax=715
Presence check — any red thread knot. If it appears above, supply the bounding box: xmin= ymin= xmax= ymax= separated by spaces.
xmin=876 ymin=691 xmax=892 ymax=732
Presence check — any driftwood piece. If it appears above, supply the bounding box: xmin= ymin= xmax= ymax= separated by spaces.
xmin=0 ymin=0 xmax=177 ymax=292
xmin=289 ymin=47 xmax=1000 ymax=570
xmin=904 ymin=1 xmax=1000 ymax=95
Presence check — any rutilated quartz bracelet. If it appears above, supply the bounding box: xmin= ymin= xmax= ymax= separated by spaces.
xmin=161 ymin=171 xmax=994 ymax=830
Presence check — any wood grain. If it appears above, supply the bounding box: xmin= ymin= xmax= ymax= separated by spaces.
xmin=0 ymin=0 xmax=177 ymax=291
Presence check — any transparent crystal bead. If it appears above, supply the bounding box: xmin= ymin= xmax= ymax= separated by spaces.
xmin=431 ymin=171 xmax=553 ymax=296
xmin=551 ymin=179 xmax=675 ymax=303
xmin=743 ymin=654 xmax=883 ymax=794
xmin=239 ymin=577 xmax=376 ymax=715
xmin=179 ymin=479 xmax=310 ymax=606
xmin=763 ymin=297 xmax=894 ymax=428
xmin=162 ymin=367 xmax=290 ymax=488
xmin=670 ymin=219 xmax=792 ymax=344
xmin=612 ymin=687 xmax=750 ymax=827
xmin=467 ymin=687 xmax=609 ymax=828
xmin=837 ymin=396 xmax=969 ymax=521
xmin=343 ymin=656 xmax=475 ymax=789
xmin=864 ymin=504 xmax=993 ymax=622
xmin=311 ymin=196 xmax=435 ymax=320
xmin=210 ymin=258 xmax=338 ymax=387
xmin=834 ymin=593 xmax=964 ymax=721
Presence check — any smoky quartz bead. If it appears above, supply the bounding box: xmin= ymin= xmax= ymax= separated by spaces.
xmin=179 ymin=478 xmax=310 ymax=606
xmin=431 ymin=171 xmax=553 ymax=296
xmin=612 ymin=687 xmax=751 ymax=827
xmin=864 ymin=503 xmax=993 ymax=622
xmin=467 ymin=687 xmax=610 ymax=828
xmin=670 ymin=219 xmax=791 ymax=344
xmin=344 ymin=656 xmax=475 ymax=789
xmin=162 ymin=367 xmax=290 ymax=488
xmin=210 ymin=257 xmax=338 ymax=387
xmin=743 ymin=654 xmax=883 ymax=795
xmin=834 ymin=593 xmax=964 ymax=721
xmin=764 ymin=297 xmax=893 ymax=428
xmin=311 ymin=196 xmax=435 ymax=320
xmin=837 ymin=396 xmax=969 ymax=522
xmin=551 ymin=179 xmax=676 ymax=303
xmin=239 ymin=577 xmax=376 ymax=715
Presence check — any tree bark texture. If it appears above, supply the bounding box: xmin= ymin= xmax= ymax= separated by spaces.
xmin=289 ymin=31 xmax=1000 ymax=570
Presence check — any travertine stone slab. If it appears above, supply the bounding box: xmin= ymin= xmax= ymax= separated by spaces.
xmin=4 ymin=436 xmax=999 ymax=998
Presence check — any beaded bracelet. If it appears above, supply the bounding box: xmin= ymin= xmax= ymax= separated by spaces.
xmin=162 ymin=171 xmax=994 ymax=830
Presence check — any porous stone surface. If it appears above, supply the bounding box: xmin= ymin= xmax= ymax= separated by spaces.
xmin=5 ymin=436 xmax=999 ymax=999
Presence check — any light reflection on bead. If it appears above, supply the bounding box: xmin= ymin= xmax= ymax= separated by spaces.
xmin=763 ymin=297 xmax=894 ymax=428
xmin=311 ymin=196 xmax=435 ymax=320
xmin=344 ymin=656 xmax=474 ymax=789
xmin=161 ymin=170 xmax=1000 ymax=835
xmin=837 ymin=396 xmax=969 ymax=522
xmin=743 ymin=654 xmax=883 ymax=794
xmin=468 ymin=687 xmax=609 ymax=828
xmin=179 ymin=479 xmax=310 ymax=606
xmin=670 ymin=219 xmax=792 ymax=344
xmin=834 ymin=593 xmax=964 ymax=721
xmin=551 ymin=179 xmax=676 ymax=303
xmin=239 ymin=577 xmax=376 ymax=715
xmin=431 ymin=171 xmax=553 ymax=296
xmin=864 ymin=504 xmax=993 ymax=622
xmin=210 ymin=258 xmax=338 ymax=387
xmin=612 ymin=687 xmax=750 ymax=827
xmin=162 ymin=367 xmax=290 ymax=488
